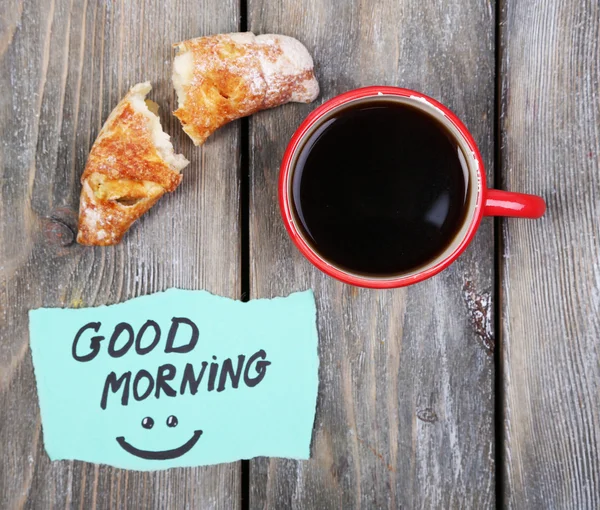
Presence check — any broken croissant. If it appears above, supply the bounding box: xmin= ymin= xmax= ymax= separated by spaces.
xmin=172 ymin=32 xmax=319 ymax=145
xmin=77 ymin=82 xmax=189 ymax=246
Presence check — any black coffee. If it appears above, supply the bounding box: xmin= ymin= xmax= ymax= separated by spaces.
xmin=291 ymin=100 xmax=470 ymax=276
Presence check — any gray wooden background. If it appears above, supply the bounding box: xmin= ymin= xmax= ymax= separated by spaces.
xmin=0 ymin=0 xmax=598 ymax=508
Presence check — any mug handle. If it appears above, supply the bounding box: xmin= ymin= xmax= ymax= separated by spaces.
xmin=483 ymin=189 xmax=546 ymax=218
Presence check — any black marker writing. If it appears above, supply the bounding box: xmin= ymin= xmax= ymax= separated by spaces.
xmin=101 ymin=371 xmax=131 ymax=410
xmin=72 ymin=317 xmax=200 ymax=361
xmin=72 ymin=322 xmax=104 ymax=362
xmin=133 ymin=369 xmax=154 ymax=401
xmin=155 ymin=364 xmax=177 ymax=398
xmin=70 ymin=317 xmax=273 ymax=410
xmin=136 ymin=320 xmax=161 ymax=355
xmin=179 ymin=362 xmax=208 ymax=395
xmin=108 ymin=323 xmax=135 ymax=358
xmin=244 ymin=350 xmax=271 ymax=387
xmin=100 ymin=350 xmax=271 ymax=410
xmin=165 ymin=318 xmax=199 ymax=354
xmin=217 ymin=355 xmax=245 ymax=392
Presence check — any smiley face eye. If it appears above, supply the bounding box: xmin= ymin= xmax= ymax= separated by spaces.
xmin=166 ymin=415 xmax=178 ymax=427
xmin=141 ymin=417 xmax=154 ymax=429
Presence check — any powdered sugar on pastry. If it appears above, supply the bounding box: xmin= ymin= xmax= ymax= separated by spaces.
xmin=172 ymin=32 xmax=320 ymax=145
xmin=77 ymin=82 xmax=189 ymax=246
xmin=255 ymin=34 xmax=320 ymax=106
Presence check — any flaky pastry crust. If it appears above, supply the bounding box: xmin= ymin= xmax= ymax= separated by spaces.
xmin=172 ymin=32 xmax=319 ymax=145
xmin=77 ymin=82 xmax=188 ymax=246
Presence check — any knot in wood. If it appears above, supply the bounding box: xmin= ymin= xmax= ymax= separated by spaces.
xmin=44 ymin=218 xmax=76 ymax=246
xmin=417 ymin=408 xmax=438 ymax=423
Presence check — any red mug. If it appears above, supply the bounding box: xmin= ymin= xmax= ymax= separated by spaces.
xmin=279 ymin=86 xmax=546 ymax=288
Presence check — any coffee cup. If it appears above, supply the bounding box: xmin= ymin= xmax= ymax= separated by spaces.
xmin=279 ymin=86 xmax=546 ymax=288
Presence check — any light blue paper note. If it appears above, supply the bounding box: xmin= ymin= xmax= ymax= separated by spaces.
xmin=28 ymin=289 xmax=319 ymax=471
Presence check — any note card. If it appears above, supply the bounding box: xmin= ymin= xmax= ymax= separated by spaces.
xmin=29 ymin=289 xmax=319 ymax=471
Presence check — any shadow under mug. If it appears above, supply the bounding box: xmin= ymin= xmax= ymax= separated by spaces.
xmin=279 ymin=86 xmax=546 ymax=288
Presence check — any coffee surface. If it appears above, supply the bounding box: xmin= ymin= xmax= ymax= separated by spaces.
xmin=292 ymin=100 xmax=470 ymax=276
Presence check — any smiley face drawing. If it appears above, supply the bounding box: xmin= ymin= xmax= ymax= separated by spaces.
xmin=116 ymin=415 xmax=203 ymax=460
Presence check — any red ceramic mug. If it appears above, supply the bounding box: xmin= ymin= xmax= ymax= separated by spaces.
xmin=279 ymin=86 xmax=546 ymax=288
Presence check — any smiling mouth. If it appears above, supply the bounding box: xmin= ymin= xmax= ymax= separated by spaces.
xmin=116 ymin=430 xmax=203 ymax=460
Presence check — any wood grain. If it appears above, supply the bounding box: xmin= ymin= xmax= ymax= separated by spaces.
xmin=247 ymin=1 xmax=497 ymax=507
xmin=0 ymin=0 xmax=241 ymax=508
xmin=500 ymin=0 xmax=600 ymax=508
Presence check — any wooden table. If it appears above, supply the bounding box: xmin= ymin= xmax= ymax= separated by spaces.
xmin=1 ymin=0 xmax=598 ymax=508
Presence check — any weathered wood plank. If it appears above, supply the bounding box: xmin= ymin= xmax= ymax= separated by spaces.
xmin=0 ymin=0 xmax=241 ymax=508
xmin=500 ymin=0 xmax=600 ymax=507
xmin=248 ymin=1 xmax=497 ymax=508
